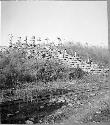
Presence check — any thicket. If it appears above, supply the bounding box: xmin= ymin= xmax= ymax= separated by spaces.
xmin=64 ymin=42 xmax=109 ymax=67
xmin=69 ymin=68 xmax=86 ymax=80
xmin=0 ymin=43 xmax=73 ymax=89
xmin=0 ymin=40 xmax=108 ymax=90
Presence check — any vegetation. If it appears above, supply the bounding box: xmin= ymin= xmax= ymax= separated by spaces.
xmin=0 ymin=39 xmax=109 ymax=124
xmin=69 ymin=68 xmax=86 ymax=80
xmin=0 ymin=41 xmax=90 ymax=89
xmin=64 ymin=42 xmax=109 ymax=68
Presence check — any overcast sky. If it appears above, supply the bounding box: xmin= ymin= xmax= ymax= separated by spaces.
xmin=1 ymin=1 xmax=108 ymax=47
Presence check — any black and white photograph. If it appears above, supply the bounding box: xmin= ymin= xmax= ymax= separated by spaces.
xmin=0 ymin=1 xmax=110 ymax=124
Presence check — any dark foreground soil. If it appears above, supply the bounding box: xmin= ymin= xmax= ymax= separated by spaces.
xmin=1 ymin=81 xmax=110 ymax=124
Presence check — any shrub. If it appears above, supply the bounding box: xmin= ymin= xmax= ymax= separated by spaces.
xmin=69 ymin=67 xmax=85 ymax=80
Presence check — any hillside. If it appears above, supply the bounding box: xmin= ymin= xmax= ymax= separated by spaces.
xmin=0 ymin=39 xmax=110 ymax=124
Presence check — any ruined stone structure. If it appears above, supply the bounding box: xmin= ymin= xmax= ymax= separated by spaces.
xmin=4 ymin=35 xmax=109 ymax=75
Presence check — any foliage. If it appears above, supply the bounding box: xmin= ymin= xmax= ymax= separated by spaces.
xmin=69 ymin=67 xmax=86 ymax=80
xmin=0 ymin=42 xmax=67 ymax=89
xmin=0 ymin=39 xmax=109 ymax=89
xmin=64 ymin=42 xmax=109 ymax=67
xmin=0 ymin=46 xmax=36 ymax=89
